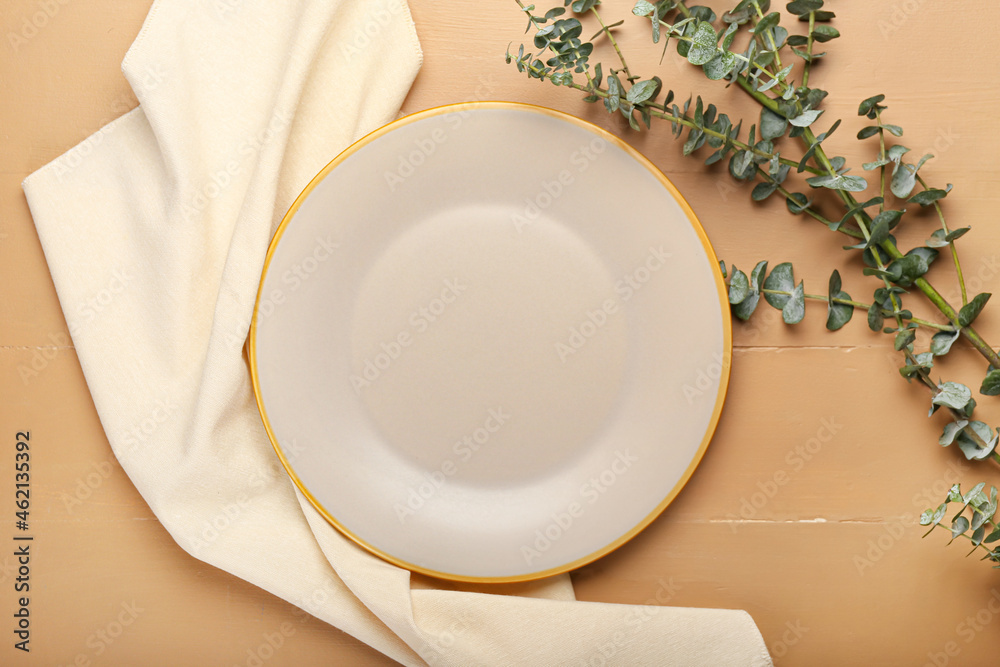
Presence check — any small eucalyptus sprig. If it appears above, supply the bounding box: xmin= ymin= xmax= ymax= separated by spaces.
xmin=506 ymin=0 xmax=1000 ymax=469
xmin=921 ymin=483 xmax=1000 ymax=567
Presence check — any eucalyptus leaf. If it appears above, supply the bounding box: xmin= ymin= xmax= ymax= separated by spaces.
xmin=687 ymin=21 xmax=719 ymax=65
xmin=805 ymin=173 xmax=868 ymax=192
xmin=789 ymin=109 xmax=823 ymax=127
xmin=760 ymin=107 xmax=788 ymax=141
xmin=932 ymin=382 xmax=972 ymax=412
xmin=959 ymin=293 xmax=991 ymax=327
xmin=956 ymin=422 xmax=999 ymax=461
xmin=981 ymin=369 xmax=1000 ymax=396
xmin=728 ymin=267 xmax=751 ymax=303
xmin=783 ymin=281 xmax=806 ymax=324
xmin=763 ymin=262 xmax=795 ymax=309
xmin=952 ymin=515 xmax=970 ymax=540
xmin=931 ymin=329 xmax=960 ymax=356
xmin=940 ymin=420 xmax=968 ymax=446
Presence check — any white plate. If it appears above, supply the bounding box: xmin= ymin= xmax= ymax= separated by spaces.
xmin=249 ymin=102 xmax=730 ymax=582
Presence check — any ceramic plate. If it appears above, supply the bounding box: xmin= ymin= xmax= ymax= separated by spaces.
xmin=249 ymin=102 xmax=730 ymax=582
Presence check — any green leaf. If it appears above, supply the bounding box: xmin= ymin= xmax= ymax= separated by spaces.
xmin=945 ymin=226 xmax=970 ymax=242
xmin=891 ymin=154 xmax=933 ymax=199
xmin=881 ymin=124 xmax=904 ymax=137
xmin=932 ymin=382 xmax=972 ymax=412
xmin=959 ymin=293 xmax=991 ymax=327
xmin=788 ymin=109 xmax=824 ymax=127
xmin=728 ymin=267 xmax=750 ymax=304
xmin=867 ymin=304 xmax=883 ymax=332
xmin=753 ymin=11 xmax=781 ymax=35
xmin=786 ymin=0 xmax=823 ymax=16
xmin=964 ymin=482 xmax=987 ymax=505
xmin=752 ymin=182 xmax=778 ymax=201
xmin=763 ymin=262 xmax=795 ymax=309
xmin=894 ymin=329 xmax=915 ymax=351
xmin=759 ymin=107 xmax=788 ymax=141
xmin=858 ymin=94 xmax=885 ymax=117
xmin=920 ymin=502 xmax=948 ymax=527
xmin=811 ymin=24 xmax=839 ymax=42
xmin=783 ymin=281 xmax=806 ymax=324
xmin=786 ymin=192 xmax=811 ymax=214
xmin=940 ymin=420 xmax=968 ymax=446
xmin=703 ymin=50 xmax=737 ymax=79
xmin=805 ymin=174 xmax=868 ymax=192
xmin=687 ymin=21 xmax=719 ymax=65
xmin=981 ymin=369 xmax=1000 ymax=396
xmin=857 ymin=126 xmax=880 ymax=140
xmin=951 ymin=515 xmax=970 ymax=540
xmin=604 ymin=73 xmax=621 ymax=113
xmin=626 ymin=78 xmax=661 ymax=105
xmin=863 ymin=157 xmax=890 ymax=171
xmin=931 ymin=329 xmax=961 ymax=356
xmin=632 ymin=0 xmax=656 ymax=16
xmin=733 ymin=260 xmax=768 ymax=321
xmin=956 ymin=422 xmax=1000 ymax=461
xmin=887 ymin=145 xmax=910 ymax=162
xmin=826 ymin=270 xmax=853 ymax=331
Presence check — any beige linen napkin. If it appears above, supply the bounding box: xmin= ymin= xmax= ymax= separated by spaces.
xmin=22 ymin=0 xmax=772 ymax=664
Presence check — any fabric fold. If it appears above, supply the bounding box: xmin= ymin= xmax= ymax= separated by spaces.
xmin=22 ymin=0 xmax=772 ymax=664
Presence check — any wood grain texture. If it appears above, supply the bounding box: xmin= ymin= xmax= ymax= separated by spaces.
xmin=2 ymin=1 xmax=1000 ymax=665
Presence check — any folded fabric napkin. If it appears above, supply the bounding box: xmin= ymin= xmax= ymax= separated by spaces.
xmin=22 ymin=0 xmax=772 ymax=664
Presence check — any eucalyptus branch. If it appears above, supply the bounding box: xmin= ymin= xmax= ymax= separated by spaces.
xmin=921 ymin=482 xmax=1000 ymax=565
xmin=506 ymin=0 xmax=1000 ymax=532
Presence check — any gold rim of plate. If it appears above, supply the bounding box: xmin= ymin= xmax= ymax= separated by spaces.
xmin=247 ymin=101 xmax=733 ymax=584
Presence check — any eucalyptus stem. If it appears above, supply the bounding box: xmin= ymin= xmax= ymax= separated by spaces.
xmin=757 ymin=288 xmax=951 ymax=331
xmin=755 ymin=167 xmax=862 ymax=238
xmin=802 ymin=11 xmax=815 ymax=87
xmin=918 ymin=173 xmax=968 ymax=306
xmin=590 ymin=7 xmax=633 ymax=80
xmin=555 ymin=75 xmax=819 ymax=174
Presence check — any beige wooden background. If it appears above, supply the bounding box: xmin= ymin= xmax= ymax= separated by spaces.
xmin=3 ymin=1 xmax=1000 ymax=665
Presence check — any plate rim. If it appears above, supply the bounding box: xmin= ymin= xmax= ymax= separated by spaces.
xmin=247 ymin=101 xmax=732 ymax=583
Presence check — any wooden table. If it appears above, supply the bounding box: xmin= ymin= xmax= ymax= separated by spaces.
xmin=3 ymin=1 xmax=1000 ymax=664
